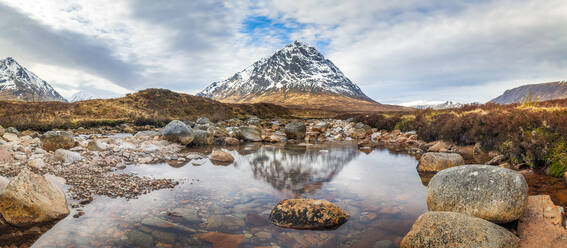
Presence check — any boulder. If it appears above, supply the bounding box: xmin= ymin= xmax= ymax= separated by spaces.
xmin=224 ymin=137 xmax=239 ymax=146
xmin=162 ymin=120 xmax=194 ymax=145
xmin=486 ymin=154 xmax=506 ymax=165
xmin=285 ymin=121 xmax=306 ymax=139
xmin=209 ymin=150 xmax=234 ymax=163
xmin=239 ymin=127 xmax=262 ymax=142
xmin=312 ymin=122 xmax=328 ymax=132
xmin=87 ymin=140 xmax=107 ymax=151
xmin=0 ymin=149 xmax=13 ymax=164
xmin=192 ymin=130 xmax=214 ymax=146
xmin=196 ymin=117 xmax=210 ymax=125
xmin=427 ymin=141 xmax=451 ymax=152
xmin=269 ymin=199 xmax=349 ymax=230
xmin=517 ymin=195 xmax=567 ymax=248
xmin=5 ymin=127 xmax=18 ymax=135
xmin=40 ymin=131 xmax=75 ymax=151
xmin=0 ymin=169 xmax=69 ymax=226
xmin=417 ymin=152 xmax=465 ymax=173
xmin=54 ymin=149 xmax=82 ymax=164
xmin=427 ymin=164 xmax=528 ymax=223
xmin=401 ymin=211 xmax=519 ymax=248
xmin=2 ymin=133 xmax=18 ymax=142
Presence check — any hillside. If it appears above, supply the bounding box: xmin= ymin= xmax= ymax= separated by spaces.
xmin=198 ymin=41 xmax=410 ymax=112
xmin=490 ymin=80 xmax=567 ymax=104
xmin=0 ymin=57 xmax=66 ymax=102
xmin=0 ymin=89 xmax=289 ymax=130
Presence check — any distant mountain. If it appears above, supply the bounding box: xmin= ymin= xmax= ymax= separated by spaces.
xmin=412 ymin=101 xmax=464 ymax=110
xmin=69 ymin=91 xmax=97 ymax=102
xmin=198 ymin=41 xmax=410 ymax=112
xmin=490 ymin=80 xmax=567 ymax=104
xmin=0 ymin=57 xmax=66 ymax=102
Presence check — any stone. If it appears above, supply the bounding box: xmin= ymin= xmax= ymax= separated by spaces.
xmin=209 ymin=150 xmax=234 ymax=163
xmin=207 ymin=215 xmax=245 ymax=230
xmin=134 ymin=130 xmax=161 ymax=138
xmin=127 ymin=230 xmax=154 ymax=248
xmin=192 ymin=130 xmax=214 ymax=146
xmin=40 ymin=131 xmax=75 ymax=151
xmin=417 ymin=152 xmax=464 ymax=173
xmin=28 ymin=158 xmax=45 ymax=169
xmin=196 ymin=117 xmax=210 ymax=125
xmin=401 ymin=211 xmax=519 ymax=248
xmin=374 ymin=240 xmax=395 ymax=248
xmin=0 ymin=176 xmax=8 ymax=194
xmin=2 ymin=133 xmax=18 ymax=142
xmin=517 ymin=195 xmax=567 ymax=248
xmin=285 ymin=121 xmax=306 ymax=139
xmin=427 ymin=164 xmax=528 ymax=223
xmin=0 ymin=148 xmax=13 ymax=164
xmin=224 ymin=137 xmax=239 ymax=146
xmin=162 ymin=120 xmax=194 ymax=145
xmin=0 ymin=125 xmax=4 ymax=136
xmin=140 ymin=142 xmax=160 ymax=152
xmin=5 ymin=127 xmax=18 ymax=135
xmin=87 ymin=140 xmax=107 ymax=151
xmin=269 ymin=198 xmax=349 ymax=230
xmin=54 ymin=149 xmax=82 ymax=164
xmin=199 ymin=232 xmax=245 ymax=248
xmin=427 ymin=141 xmax=450 ymax=152
xmin=486 ymin=154 xmax=506 ymax=165
xmin=0 ymin=169 xmax=69 ymax=226
xmin=312 ymin=121 xmax=328 ymax=132
xmin=239 ymin=126 xmax=262 ymax=142
xmin=172 ymin=207 xmax=200 ymax=222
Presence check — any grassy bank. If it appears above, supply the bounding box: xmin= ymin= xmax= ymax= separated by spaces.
xmin=340 ymin=100 xmax=567 ymax=177
xmin=0 ymin=89 xmax=290 ymax=131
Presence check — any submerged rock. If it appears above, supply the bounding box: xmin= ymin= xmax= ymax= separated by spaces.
xmin=0 ymin=169 xmax=69 ymax=226
xmin=162 ymin=120 xmax=194 ymax=145
xmin=209 ymin=150 xmax=234 ymax=163
xmin=285 ymin=121 xmax=306 ymax=139
xmin=417 ymin=152 xmax=464 ymax=173
xmin=401 ymin=211 xmax=519 ymax=248
xmin=269 ymin=198 xmax=349 ymax=230
xmin=200 ymin=232 xmax=245 ymax=248
xmin=40 ymin=131 xmax=75 ymax=151
xmin=239 ymin=127 xmax=262 ymax=142
xmin=427 ymin=164 xmax=528 ymax=223
xmin=517 ymin=195 xmax=567 ymax=248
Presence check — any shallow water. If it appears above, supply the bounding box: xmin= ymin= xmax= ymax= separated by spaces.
xmin=32 ymin=143 xmax=427 ymax=247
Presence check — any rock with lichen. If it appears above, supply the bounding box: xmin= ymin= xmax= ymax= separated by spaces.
xmin=269 ymin=198 xmax=349 ymax=230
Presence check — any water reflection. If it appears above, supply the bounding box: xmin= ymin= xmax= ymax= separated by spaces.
xmin=249 ymin=144 xmax=359 ymax=195
xmin=31 ymin=144 xmax=428 ymax=248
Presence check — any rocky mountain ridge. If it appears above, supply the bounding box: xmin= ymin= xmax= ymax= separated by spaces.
xmin=0 ymin=57 xmax=66 ymax=102
xmin=490 ymin=80 xmax=567 ymax=104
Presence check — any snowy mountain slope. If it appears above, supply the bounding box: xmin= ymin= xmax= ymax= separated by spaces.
xmin=0 ymin=57 xmax=66 ymax=102
xmin=411 ymin=101 xmax=464 ymax=109
xmin=198 ymin=41 xmax=376 ymax=104
xmin=69 ymin=91 xmax=97 ymax=102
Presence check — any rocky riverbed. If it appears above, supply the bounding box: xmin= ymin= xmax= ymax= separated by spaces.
xmin=1 ymin=116 xmax=566 ymax=247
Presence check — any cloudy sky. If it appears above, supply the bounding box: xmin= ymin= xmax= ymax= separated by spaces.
xmin=0 ymin=0 xmax=565 ymax=105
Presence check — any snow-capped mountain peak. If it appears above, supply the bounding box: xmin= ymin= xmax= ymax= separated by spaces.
xmin=69 ymin=91 xmax=98 ymax=102
xmin=197 ymin=40 xmax=375 ymax=103
xmin=0 ymin=57 xmax=67 ymax=102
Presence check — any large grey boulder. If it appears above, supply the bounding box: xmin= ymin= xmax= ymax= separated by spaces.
xmin=0 ymin=169 xmax=69 ymax=226
xmin=40 ymin=131 xmax=75 ymax=151
xmin=417 ymin=152 xmax=464 ymax=173
xmin=162 ymin=120 xmax=194 ymax=145
xmin=239 ymin=127 xmax=262 ymax=142
xmin=284 ymin=121 xmax=306 ymax=139
xmin=401 ymin=211 xmax=519 ymax=248
xmin=192 ymin=130 xmax=214 ymax=146
xmin=427 ymin=164 xmax=528 ymax=223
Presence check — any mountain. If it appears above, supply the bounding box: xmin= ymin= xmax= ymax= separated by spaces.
xmin=198 ymin=41 xmax=410 ymax=112
xmin=0 ymin=57 xmax=66 ymax=102
xmin=69 ymin=91 xmax=97 ymax=102
xmin=490 ymin=80 xmax=567 ymax=104
xmin=412 ymin=101 xmax=464 ymax=110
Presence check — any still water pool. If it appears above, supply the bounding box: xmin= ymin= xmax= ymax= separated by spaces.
xmin=33 ymin=143 xmax=427 ymax=247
